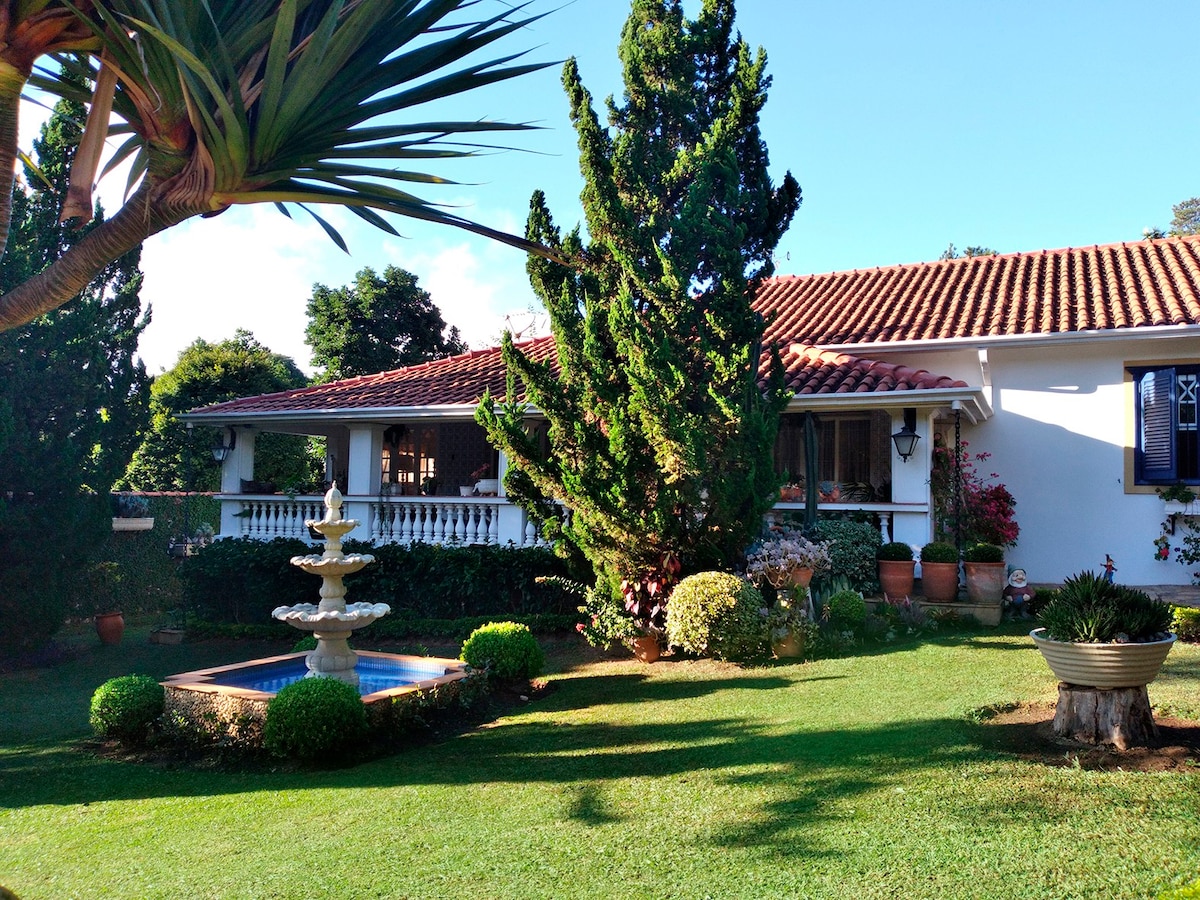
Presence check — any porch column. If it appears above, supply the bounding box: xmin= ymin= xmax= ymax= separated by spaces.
xmin=218 ymin=427 xmax=255 ymax=536
xmin=495 ymin=449 xmax=529 ymax=544
xmin=890 ymin=409 xmax=934 ymax=550
xmin=345 ymin=426 xmax=383 ymax=534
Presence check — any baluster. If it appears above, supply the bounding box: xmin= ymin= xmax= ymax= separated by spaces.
xmin=486 ymin=505 xmax=500 ymax=544
xmin=465 ymin=503 xmax=481 ymax=544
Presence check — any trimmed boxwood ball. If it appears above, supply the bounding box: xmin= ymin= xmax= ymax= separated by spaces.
xmin=825 ymin=589 xmax=868 ymax=631
xmin=263 ymin=676 xmax=368 ymax=762
xmin=963 ymin=542 xmax=1004 ymax=563
xmin=920 ymin=541 xmax=959 ymax=564
xmin=666 ymin=572 xmax=766 ymax=662
xmin=460 ymin=621 xmax=544 ymax=681
xmin=89 ymin=674 xmax=165 ymax=742
xmin=877 ymin=541 xmax=914 ymax=561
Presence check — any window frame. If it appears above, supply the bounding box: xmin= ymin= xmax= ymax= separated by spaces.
xmin=1129 ymin=363 xmax=1200 ymax=485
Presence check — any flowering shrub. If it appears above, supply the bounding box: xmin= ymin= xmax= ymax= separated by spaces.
xmin=744 ymin=528 xmax=832 ymax=588
xmin=930 ymin=435 xmax=1019 ymax=547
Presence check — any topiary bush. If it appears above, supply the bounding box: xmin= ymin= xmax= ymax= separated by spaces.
xmin=877 ymin=541 xmax=914 ymax=561
xmin=89 ymin=674 xmax=165 ymax=742
xmin=665 ymin=572 xmax=766 ymax=662
xmin=810 ymin=518 xmax=882 ymax=595
xmin=963 ymin=542 xmax=1004 ymax=563
xmin=263 ymin=676 xmax=368 ymax=763
xmin=460 ymin=621 xmax=545 ymax=681
xmin=920 ymin=541 xmax=959 ymax=564
xmin=824 ymin=589 xmax=868 ymax=632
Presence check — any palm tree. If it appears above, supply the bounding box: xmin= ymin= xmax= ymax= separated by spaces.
xmin=0 ymin=0 xmax=551 ymax=331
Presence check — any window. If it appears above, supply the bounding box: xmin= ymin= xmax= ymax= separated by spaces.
xmin=1131 ymin=365 xmax=1200 ymax=483
xmin=774 ymin=413 xmax=877 ymax=485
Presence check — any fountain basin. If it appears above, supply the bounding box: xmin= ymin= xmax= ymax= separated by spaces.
xmin=163 ymin=651 xmax=473 ymax=747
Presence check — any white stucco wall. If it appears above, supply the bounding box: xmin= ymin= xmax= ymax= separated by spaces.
xmin=955 ymin=337 xmax=1198 ymax=586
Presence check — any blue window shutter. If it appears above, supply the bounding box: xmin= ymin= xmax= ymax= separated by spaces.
xmin=1138 ymin=368 xmax=1176 ymax=482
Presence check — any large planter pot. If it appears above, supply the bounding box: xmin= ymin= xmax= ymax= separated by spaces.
xmin=95 ymin=612 xmax=125 ymax=645
xmin=1030 ymin=628 xmax=1177 ymax=689
xmin=771 ymin=630 xmax=804 ymax=659
xmin=919 ymin=561 xmax=960 ymax=603
xmin=630 ymin=635 xmax=661 ymax=664
xmin=963 ymin=561 xmax=1006 ymax=604
xmin=878 ymin=559 xmax=915 ymax=600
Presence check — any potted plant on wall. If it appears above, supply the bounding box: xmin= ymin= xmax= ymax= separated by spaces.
xmin=1030 ymin=571 xmax=1176 ymax=748
xmin=963 ymin=542 xmax=1006 ymax=603
xmin=919 ymin=541 xmax=960 ymax=603
xmin=877 ymin=541 xmax=916 ymax=600
xmin=111 ymin=493 xmax=153 ymax=532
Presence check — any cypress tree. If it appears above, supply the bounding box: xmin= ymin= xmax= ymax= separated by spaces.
xmin=478 ymin=0 xmax=800 ymax=615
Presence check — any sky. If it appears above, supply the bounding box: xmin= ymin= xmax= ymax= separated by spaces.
xmin=28 ymin=1 xmax=1200 ymax=376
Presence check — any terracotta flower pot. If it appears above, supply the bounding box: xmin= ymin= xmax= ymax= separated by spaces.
xmin=964 ymin=561 xmax=1006 ymax=604
xmin=1030 ymin=629 xmax=1177 ymax=689
xmin=630 ymin=635 xmax=661 ymax=664
xmin=878 ymin=559 xmax=915 ymax=600
xmin=788 ymin=566 xmax=813 ymax=589
xmin=95 ymin=612 xmax=125 ymax=645
xmin=920 ymin=561 xmax=960 ymax=603
xmin=771 ymin=630 xmax=804 ymax=659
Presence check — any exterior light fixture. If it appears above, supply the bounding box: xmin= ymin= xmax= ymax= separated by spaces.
xmin=211 ymin=429 xmax=236 ymax=464
xmin=891 ymin=408 xmax=920 ymax=463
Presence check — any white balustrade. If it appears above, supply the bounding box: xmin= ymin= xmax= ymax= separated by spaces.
xmin=234 ymin=495 xmax=325 ymax=540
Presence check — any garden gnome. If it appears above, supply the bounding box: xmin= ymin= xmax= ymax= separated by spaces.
xmin=1102 ymin=554 xmax=1117 ymax=583
xmin=1002 ymin=568 xmax=1034 ymax=618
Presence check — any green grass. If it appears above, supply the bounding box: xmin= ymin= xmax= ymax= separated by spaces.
xmin=2 ymin=622 xmax=1198 ymax=899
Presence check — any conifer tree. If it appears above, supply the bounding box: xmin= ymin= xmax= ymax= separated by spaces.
xmin=478 ymin=0 xmax=800 ymax=615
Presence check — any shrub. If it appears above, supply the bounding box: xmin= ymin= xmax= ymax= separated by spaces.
xmin=665 ymin=572 xmax=766 ymax=662
xmin=1172 ymin=606 xmax=1200 ymax=642
xmin=1038 ymin=571 xmax=1173 ymax=643
xmin=824 ymin=589 xmax=868 ymax=632
xmin=263 ymin=677 xmax=368 ymax=762
xmin=810 ymin=518 xmax=882 ymax=594
xmin=963 ymin=543 xmax=1004 ymax=563
xmin=460 ymin=622 xmax=545 ymax=680
xmin=920 ymin=541 xmax=958 ymax=564
xmin=292 ymin=635 xmax=318 ymax=653
xmin=877 ymin=541 xmax=914 ymax=561
xmin=89 ymin=675 xmax=165 ymax=742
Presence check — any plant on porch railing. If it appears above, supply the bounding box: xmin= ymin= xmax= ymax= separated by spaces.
xmin=930 ymin=435 xmax=1019 ymax=548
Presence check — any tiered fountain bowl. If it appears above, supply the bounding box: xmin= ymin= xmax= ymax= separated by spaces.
xmin=272 ymin=484 xmax=389 ymax=684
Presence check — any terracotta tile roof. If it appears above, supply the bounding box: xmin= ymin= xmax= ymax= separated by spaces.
xmin=193 ymin=235 xmax=1200 ymax=417
xmin=193 ymin=338 xmax=559 ymax=415
xmin=774 ymin=345 xmax=967 ymax=394
xmin=756 ymin=234 xmax=1200 ymax=347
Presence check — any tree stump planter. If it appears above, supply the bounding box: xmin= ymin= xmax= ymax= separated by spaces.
xmin=1031 ymin=629 xmax=1177 ymax=749
xmin=1052 ymin=683 xmax=1157 ymax=750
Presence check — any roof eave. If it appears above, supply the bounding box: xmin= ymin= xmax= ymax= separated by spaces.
xmin=785 ymin=385 xmax=992 ymax=424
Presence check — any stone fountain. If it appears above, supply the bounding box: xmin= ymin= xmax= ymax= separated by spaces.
xmin=272 ymin=483 xmax=389 ymax=684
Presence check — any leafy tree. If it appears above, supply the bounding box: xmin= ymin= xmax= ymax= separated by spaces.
xmin=1169 ymin=198 xmax=1200 ymax=236
xmin=122 ymin=331 xmax=311 ymax=492
xmin=0 ymin=1 xmax=552 ymax=331
xmin=306 ymin=265 xmax=467 ymax=381
xmin=478 ymin=0 xmax=800 ymax=612
xmin=0 ymin=89 xmax=150 ymax=649
xmin=939 ymin=243 xmax=997 ymax=260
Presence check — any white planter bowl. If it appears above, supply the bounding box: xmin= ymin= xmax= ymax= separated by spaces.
xmin=1030 ymin=628 xmax=1176 ymax=689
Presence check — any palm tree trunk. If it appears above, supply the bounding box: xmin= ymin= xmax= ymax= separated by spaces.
xmin=0 ymin=178 xmax=200 ymax=330
xmin=0 ymin=62 xmax=27 ymax=262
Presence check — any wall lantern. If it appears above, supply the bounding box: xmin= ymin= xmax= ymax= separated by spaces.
xmin=891 ymin=408 xmax=920 ymax=463
xmin=211 ymin=429 xmax=236 ymax=464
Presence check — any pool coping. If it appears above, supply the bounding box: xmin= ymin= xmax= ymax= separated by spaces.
xmin=162 ymin=650 xmax=472 ymax=704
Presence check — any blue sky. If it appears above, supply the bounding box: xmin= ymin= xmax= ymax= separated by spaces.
xmin=76 ymin=1 xmax=1199 ymax=375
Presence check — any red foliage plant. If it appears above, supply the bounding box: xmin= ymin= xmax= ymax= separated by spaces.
xmin=930 ymin=436 xmax=1019 ymax=548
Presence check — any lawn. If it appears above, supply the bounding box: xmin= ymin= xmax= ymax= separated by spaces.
xmin=2 ymin=621 xmax=1198 ymax=899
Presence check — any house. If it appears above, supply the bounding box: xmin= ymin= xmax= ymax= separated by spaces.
xmin=182 ymin=234 xmax=1200 ymax=586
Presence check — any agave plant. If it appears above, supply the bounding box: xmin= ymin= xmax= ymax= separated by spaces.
xmin=0 ymin=0 xmax=553 ymax=330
